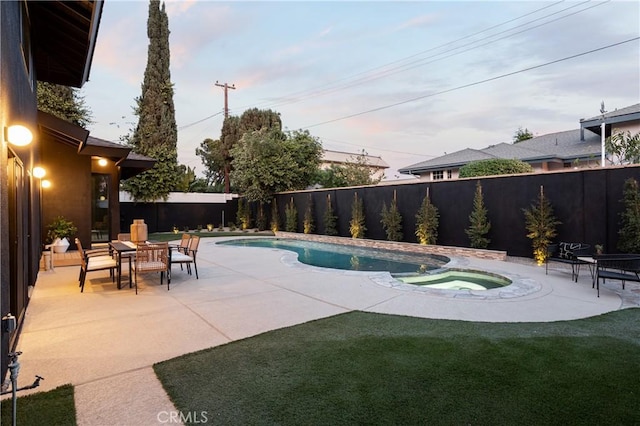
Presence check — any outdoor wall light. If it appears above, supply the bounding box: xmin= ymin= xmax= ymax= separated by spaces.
xmin=98 ymin=158 xmax=108 ymax=166
xmin=41 ymin=179 xmax=51 ymax=189
xmin=33 ymin=166 xmax=46 ymax=179
xmin=5 ymin=124 xmax=33 ymax=146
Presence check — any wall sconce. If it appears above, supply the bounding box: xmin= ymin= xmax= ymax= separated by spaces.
xmin=5 ymin=124 xmax=33 ymax=147
xmin=98 ymin=158 xmax=108 ymax=167
xmin=33 ymin=166 xmax=46 ymax=179
xmin=41 ymin=179 xmax=51 ymax=189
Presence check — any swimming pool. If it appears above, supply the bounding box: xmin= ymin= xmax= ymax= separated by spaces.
xmin=218 ymin=237 xmax=449 ymax=274
xmin=218 ymin=238 xmax=512 ymax=290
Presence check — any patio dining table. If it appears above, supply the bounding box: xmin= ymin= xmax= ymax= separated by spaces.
xmin=109 ymin=241 xmax=138 ymax=289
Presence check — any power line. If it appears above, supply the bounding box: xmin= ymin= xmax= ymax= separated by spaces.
xmin=235 ymin=1 xmax=605 ymax=112
xmin=302 ymin=37 xmax=639 ymax=129
xmin=178 ymin=110 xmax=223 ymax=131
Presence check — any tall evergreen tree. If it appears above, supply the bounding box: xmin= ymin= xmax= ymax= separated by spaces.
xmin=465 ymin=181 xmax=491 ymax=249
xmin=37 ymin=81 xmax=92 ymax=128
xmin=617 ymin=177 xmax=640 ymax=253
xmin=122 ymin=0 xmax=179 ymax=201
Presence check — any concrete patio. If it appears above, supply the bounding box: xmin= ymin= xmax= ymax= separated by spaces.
xmin=8 ymin=237 xmax=639 ymax=425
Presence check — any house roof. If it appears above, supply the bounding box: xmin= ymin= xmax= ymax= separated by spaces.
xmin=322 ymin=149 xmax=390 ymax=169
xmin=38 ymin=111 xmax=155 ymax=178
xmin=580 ymin=103 xmax=640 ymax=136
xmin=29 ymin=1 xmax=104 ymax=87
xmin=398 ymin=129 xmax=602 ymax=175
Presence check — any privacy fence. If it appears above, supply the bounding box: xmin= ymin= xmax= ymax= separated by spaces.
xmin=121 ymin=165 xmax=639 ymax=258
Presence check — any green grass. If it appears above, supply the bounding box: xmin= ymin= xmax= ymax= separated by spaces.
xmin=155 ymin=309 xmax=640 ymax=425
xmin=0 ymin=384 xmax=76 ymax=425
xmin=148 ymin=230 xmax=273 ymax=242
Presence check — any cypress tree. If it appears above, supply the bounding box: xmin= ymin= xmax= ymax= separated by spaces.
xmin=323 ymin=194 xmax=338 ymax=236
xmin=349 ymin=192 xmax=366 ymax=239
xmin=465 ymin=181 xmax=491 ymax=249
xmin=37 ymin=82 xmax=93 ymax=128
xmin=523 ymin=186 xmax=561 ymax=265
xmin=285 ymin=198 xmax=298 ymax=232
xmin=617 ymin=177 xmax=640 ymax=253
xmin=122 ymin=0 xmax=179 ymax=201
xmin=415 ymin=189 xmax=439 ymax=245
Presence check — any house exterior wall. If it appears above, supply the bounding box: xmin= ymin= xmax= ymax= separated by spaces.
xmin=40 ymin=135 xmax=92 ymax=248
xmin=613 ymin=121 xmax=640 ymax=135
xmin=1 ymin=0 xmax=40 ymax=379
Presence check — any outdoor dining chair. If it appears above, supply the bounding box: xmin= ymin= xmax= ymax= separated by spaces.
xmin=130 ymin=242 xmax=170 ymax=294
xmin=76 ymin=238 xmax=117 ymax=293
xmin=171 ymin=235 xmax=199 ymax=279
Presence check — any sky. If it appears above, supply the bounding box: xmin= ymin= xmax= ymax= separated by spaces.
xmin=82 ymin=0 xmax=640 ymax=181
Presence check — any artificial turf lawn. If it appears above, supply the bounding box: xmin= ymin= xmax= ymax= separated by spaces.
xmin=154 ymin=309 xmax=640 ymax=425
xmin=0 ymin=384 xmax=75 ymax=425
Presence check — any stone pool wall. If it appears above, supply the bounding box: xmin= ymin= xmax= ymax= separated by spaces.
xmin=275 ymin=232 xmax=508 ymax=261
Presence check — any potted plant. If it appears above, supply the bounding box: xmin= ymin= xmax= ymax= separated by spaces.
xmin=47 ymin=216 xmax=77 ymax=253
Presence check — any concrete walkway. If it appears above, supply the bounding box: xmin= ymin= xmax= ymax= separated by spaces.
xmin=10 ymin=237 xmax=639 ymax=425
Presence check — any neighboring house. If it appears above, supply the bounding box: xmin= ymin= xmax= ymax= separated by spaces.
xmin=0 ymin=1 xmax=151 ymax=381
xmin=399 ymin=103 xmax=640 ymax=181
xmin=321 ymin=149 xmax=389 ymax=181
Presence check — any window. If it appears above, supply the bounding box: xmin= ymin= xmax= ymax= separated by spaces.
xmin=447 ymin=170 xmax=452 ymax=179
xmin=432 ymin=170 xmax=444 ymax=180
xmin=91 ymin=174 xmax=110 ymax=242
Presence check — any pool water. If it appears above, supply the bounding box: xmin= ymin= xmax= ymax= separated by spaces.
xmin=396 ymin=269 xmax=511 ymax=290
xmin=218 ymin=238 xmax=448 ymax=274
xmin=218 ymin=238 xmax=511 ymax=290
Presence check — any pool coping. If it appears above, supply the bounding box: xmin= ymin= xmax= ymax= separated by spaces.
xmin=265 ymin=233 xmax=540 ymax=300
xmin=275 ymin=231 xmax=508 ymax=261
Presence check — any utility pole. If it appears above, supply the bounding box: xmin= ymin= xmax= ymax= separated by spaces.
xmin=600 ymin=101 xmax=606 ymax=167
xmin=215 ymin=81 xmax=236 ymax=118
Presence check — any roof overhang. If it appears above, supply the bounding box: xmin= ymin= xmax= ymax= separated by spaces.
xmin=38 ymin=111 xmax=156 ymax=178
xmin=29 ymin=1 xmax=104 ymax=87
xmin=580 ymin=112 xmax=640 ymax=137
xmin=37 ymin=110 xmax=89 ymax=148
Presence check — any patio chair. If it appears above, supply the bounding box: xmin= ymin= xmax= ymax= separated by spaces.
xmin=594 ymin=254 xmax=640 ymax=297
xmin=545 ymin=242 xmax=592 ymax=282
xmin=177 ymin=234 xmax=191 ymax=253
xmin=171 ymin=235 xmax=199 ymax=279
xmin=130 ymin=242 xmax=170 ymax=294
xmin=76 ymin=238 xmax=117 ymax=293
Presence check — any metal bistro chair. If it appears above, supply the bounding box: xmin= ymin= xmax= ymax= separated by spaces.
xmin=130 ymin=242 xmax=170 ymax=294
xmin=171 ymin=235 xmax=199 ymax=279
xmin=75 ymin=238 xmax=117 ymax=293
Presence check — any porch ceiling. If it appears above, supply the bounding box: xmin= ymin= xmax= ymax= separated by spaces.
xmin=29 ymin=0 xmax=104 ymax=87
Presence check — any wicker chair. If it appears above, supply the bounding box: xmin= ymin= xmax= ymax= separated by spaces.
xmin=130 ymin=242 xmax=170 ymax=294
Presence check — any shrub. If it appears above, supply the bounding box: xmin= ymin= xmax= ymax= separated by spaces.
xmin=415 ymin=190 xmax=439 ymax=245
xmin=323 ymin=194 xmax=338 ymax=236
xmin=380 ymin=191 xmax=403 ymax=242
xmin=465 ymin=181 xmax=491 ymax=249
xmin=303 ymin=195 xmax=314 ymax=234
xmin=459 ymin=159 xmax=533 ymax=178
xmin=270 ymin=199 xmax=280 ymax=232
xmin=285 ymin=198 xmax=298 ymax=232
xmin=256 ymin=203 xmax=267 ymax=231
xmin=523 ymin=186 xmax=561 ymax=265
xmin=617 ymin=177 xmax=640 ymax=253
xmin=349 ymin=192 xmax=366 ymax=239
xmin=236 ymin=198 xmax=251 ymax=230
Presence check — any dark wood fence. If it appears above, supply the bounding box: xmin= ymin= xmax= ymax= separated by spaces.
xmin=120 ymin=165 xmax=638 ymax=258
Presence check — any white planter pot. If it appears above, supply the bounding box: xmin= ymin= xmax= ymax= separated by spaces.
xmin=52 ymin=237 xmax=70 ymax=253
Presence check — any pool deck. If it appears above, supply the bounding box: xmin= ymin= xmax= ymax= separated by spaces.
xmin=9 ymin=237 xmax=640 ymax=425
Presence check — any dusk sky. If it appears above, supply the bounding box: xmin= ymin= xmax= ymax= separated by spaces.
xmin=82 ymin=0 xmax=640 ymax=181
